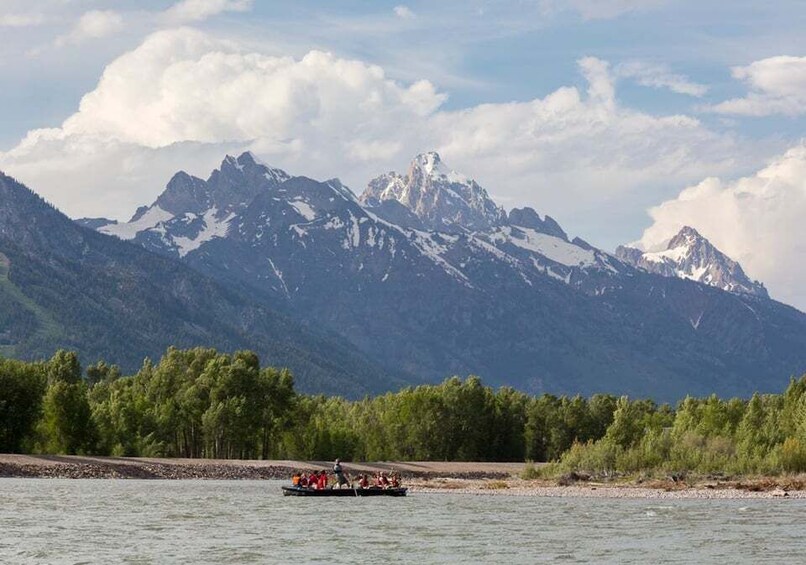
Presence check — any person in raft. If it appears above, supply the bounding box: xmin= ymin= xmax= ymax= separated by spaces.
xmin=376 ymin=472 xmax=390 ymax=488
xmin=333 ymin=459 xmax=350 ymax=489
xmin=317 ymin=470 xmax=328 ymax=490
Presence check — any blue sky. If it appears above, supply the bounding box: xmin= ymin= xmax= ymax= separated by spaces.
xmin=2 ymin=1 xmax=804 ymax=146
xmin=1 ymin=0 xmax=805 ymax=307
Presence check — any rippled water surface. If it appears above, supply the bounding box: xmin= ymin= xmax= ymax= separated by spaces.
xmin=1 ymin=479 xmax=805 ymax=564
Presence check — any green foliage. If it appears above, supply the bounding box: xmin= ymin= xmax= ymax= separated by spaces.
xmin=780 ymin=437 xmax=806 ymax=473
xmin=0 ymin=358 xmax=47 ymax=452
xmin=521 ymin=460 xmax=540 ymax=480
xmin=3 ymin=345 xmax=806 ymax=477
xmin=556 ymin=376 xmax=806 ymax=477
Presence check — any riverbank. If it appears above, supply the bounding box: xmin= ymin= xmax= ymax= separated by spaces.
xmin=0 ymin=454 xmax=523 ymax=481
xmin=407 ymin=476 xmax=806 ymax=499
xmin=2 ymin=455 xmax=804 ymax=499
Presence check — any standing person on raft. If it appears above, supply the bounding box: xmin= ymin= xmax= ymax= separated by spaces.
xmin=333 ymin=459 xmax=350 ymax=489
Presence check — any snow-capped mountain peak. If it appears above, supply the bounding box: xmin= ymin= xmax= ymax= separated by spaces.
xmin=615 ymin=226 xmax=768 ymax=297
xmin=412 ymin=151 xmax=469 ymax=184
xmin=360 ymin=152 xmax=506 ymax=233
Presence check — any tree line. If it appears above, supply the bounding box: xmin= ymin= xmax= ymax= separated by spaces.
xmin=2 ymin=347 xmax=806 ymax=475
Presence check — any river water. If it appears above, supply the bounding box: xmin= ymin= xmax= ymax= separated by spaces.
xmin=1 ymin=479 xmax=804 ymax=564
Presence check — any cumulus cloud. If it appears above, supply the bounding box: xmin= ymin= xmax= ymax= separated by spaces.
xmin=616 ymin=61 xmax=708 ymax=97
xmin=55 ymin=10 xmax=124 ymax=46
xmin=636 ymin=145 xmax=806 ymax=309
xmin=711 ymin=56 xmax=806 ymax=116
xmin=0 ymin=28 xmax=760 ymax=253
xmin=0 ymin=13 xmax=45 ymax=27
xmin=163 ymin=0 xmax=253 ymax=23
xmin=393 ymin=5 xmax=416 ymax=19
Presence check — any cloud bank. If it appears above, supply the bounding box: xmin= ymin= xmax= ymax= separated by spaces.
xmin=0 ymin=27 xmax=768 ymax=267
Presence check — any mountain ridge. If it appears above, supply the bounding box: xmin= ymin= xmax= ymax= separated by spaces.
xmin=76 ymin=152 xmax=806 ymax=400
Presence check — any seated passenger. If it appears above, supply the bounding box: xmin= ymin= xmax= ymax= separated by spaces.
xmin=378 ymin=472 xmax=390 ymax=488
xmin=358 ymin=474 xmax=369 ymax=488
xmin=390 ymin=473 xmax=400 ymax=488
xmin=292 ymin=472 xmax=301 ymax=486
xmin=317 ymin=470 xmax=328 ymax=490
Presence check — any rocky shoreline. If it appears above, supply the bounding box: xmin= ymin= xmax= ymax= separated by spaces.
xmin=407 ymin=477 xmax=806 ymax=499
xmin=2 ymin=455 xmax=804 ymax=499
xmin=0 ymin=454 xmax=518 ymax=481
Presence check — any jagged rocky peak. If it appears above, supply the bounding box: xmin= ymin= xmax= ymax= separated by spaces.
xmin=137 ymin=152 xmax=292 ymax=219
xmin=204 ymin=151 xmax=291 ymax=214
xmin=153 ymin=171 xmax=211 ymax=216
xmin=360 ymin=151 xmax=506 ymax=233
xmin=616 ymin=226 xmax=768 ymax=298
xmin=508 ymin=207 xmax=568 ymax=241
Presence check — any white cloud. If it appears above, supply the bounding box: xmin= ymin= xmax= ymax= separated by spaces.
xmin=0 ymin=29 xmax=763 ymax=260
xmin=55 ymin=10 xmax=124 ymax=46
xmin=163 ymin=0 xmax=253 ymax=23
xmin=711 ymin=56 xmax=806 ymax=116
xmin=0 ymin=13 xmax=45 ymax=27
xmin=616 ymin=61 xmax=708 ymax=97
xmin=636 ymin=145 xmax=806 ymax=310
xmin=393 ymin=5 xmax=416 ymax=19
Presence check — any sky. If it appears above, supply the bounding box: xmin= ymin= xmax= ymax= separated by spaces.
xmin=0 ymin=0 xmax=804 ymax=308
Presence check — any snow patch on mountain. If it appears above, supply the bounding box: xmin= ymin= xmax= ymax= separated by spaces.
xmin=173 ymin=208 xmax=235 ymax=257
xmin=500 ymin=226 xmax=597 ymax=268
xmin=289 ymin=199 xmax=317 ymax=221
xmin=100 ymin=205 xmax=173 ymax=240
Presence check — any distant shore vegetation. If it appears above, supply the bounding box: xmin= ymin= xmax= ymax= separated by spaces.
xmin=2 ymin=347 xmax=806 ymax=476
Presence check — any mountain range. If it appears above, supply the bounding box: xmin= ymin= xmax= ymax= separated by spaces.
xmin=67 ymin=151 xmax=806 ymax=400
xmin=0 ymin=171 xmax=405 ymax=397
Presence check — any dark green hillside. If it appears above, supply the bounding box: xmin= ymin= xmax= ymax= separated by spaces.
xmin=0 ymin=172 xmax=402 ymax=397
